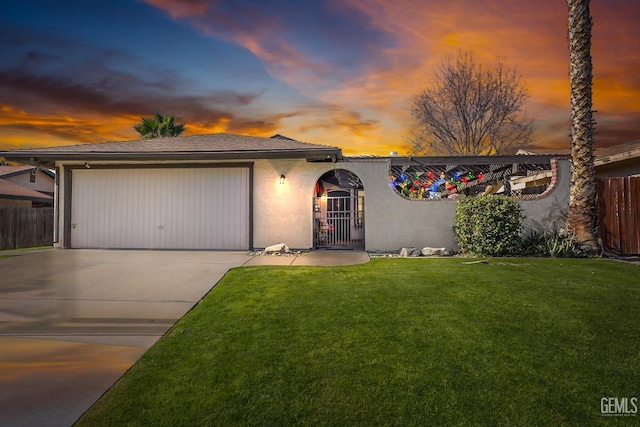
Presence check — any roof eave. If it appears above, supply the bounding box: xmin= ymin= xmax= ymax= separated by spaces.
xmin=386 ymin=154 xmax=569 ymax=166
xmin=1 ymin=148 xmax=342 ymax=165
xmin=0 ymin=167 xmax=54 ymax=179
xmin=595 ymin=148 xmax=640 ymax=166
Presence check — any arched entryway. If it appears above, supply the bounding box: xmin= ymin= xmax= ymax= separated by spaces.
xmin=313 ymin=169 xmax=364 ymax=249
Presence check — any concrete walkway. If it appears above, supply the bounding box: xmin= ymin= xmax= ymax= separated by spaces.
xmin=245 ymin=249 xmax=371 ymax=266
xmin=0 ymin=249 xmax=368 ymax=427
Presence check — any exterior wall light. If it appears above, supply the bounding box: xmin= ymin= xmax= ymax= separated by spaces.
xmin=279 ymin=174 xmax=286 ymax=184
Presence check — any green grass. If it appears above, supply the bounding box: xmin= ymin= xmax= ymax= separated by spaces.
xmin=0 ymin=245 xmax=53 ymax=259
xmin=77 ymin=258 xmax=640 ymax=426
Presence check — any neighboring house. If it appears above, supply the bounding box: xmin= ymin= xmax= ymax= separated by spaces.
xmin=517 ymin=139 xmax=640 ymax=178
xmin=521 ymin=142 xmax=640 ymax=256
xmin=593 ymin=140 xmax=640 ymax=177
xmin=0 ymin=165 xmax=55 ymax=197
xmin=0 ymin=178 xmax=53 ymax=207
xmin=0 ymin=133 xmax=570 ymax=251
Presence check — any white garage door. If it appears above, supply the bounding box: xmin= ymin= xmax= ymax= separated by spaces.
xmin=70 ymin=167 xmax=250 ymax=249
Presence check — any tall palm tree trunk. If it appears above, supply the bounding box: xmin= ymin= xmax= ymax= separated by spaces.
xmin=566 ymin=0 xmax=600 ymax=252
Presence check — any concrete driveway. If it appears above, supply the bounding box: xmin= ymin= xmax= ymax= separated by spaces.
xmin=0 ymin=249 xmax=370 ymax=426
xmin=0 ymin=249 xmax=253 ymax=427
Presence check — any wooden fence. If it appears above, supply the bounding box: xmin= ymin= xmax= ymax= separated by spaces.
xmin=597 ymin=177 xmax=640 ymax=256
xmin=0 ymin=207 xmax=54 ymax=250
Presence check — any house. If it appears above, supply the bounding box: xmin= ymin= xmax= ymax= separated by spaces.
xmin=517 ymin=139 xmax=640 ymax=178
xmin=0 ymin=165 xmax=55 ymax=207
xmin=593 ymin=140 xmax=640 ymax=177
xmin=519 ymin=142 xmax=640 ymax=256
xmin=0 ymin=178 xmax=53 ymax=208
xmin=0 ymin=133 xmax=570 ymax=251
xmin=0 ymin=165 xmax=55 ymax=197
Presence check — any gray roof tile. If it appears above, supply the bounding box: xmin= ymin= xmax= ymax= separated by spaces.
xmin=11 ymin=133 xmax=337 ymax=153
xmin=0 ymin=133 xmax=342 ymax=164
xmin=0 ymin=178 xmax=53 ymax=200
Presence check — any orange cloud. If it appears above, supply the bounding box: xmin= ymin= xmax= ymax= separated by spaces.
xmin=329 ymin=0 xmax=639 ymax=151
xmin=0 ymin=106 xmax=135 ymax=149
xmin=2 ymin=0 xmax=637 ymax=154
xmin=0 ymin=105 xmax=307 ymax=150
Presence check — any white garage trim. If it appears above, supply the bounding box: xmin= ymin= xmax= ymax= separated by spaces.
xmin=64 ymin=164 xmax=252 ymax=250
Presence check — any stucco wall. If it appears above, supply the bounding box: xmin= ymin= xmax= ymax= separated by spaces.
xmin=53 ymin=157 xmax=570 ymax=252
xmin=338 ymin=158 xmax=570 ymax=252
xmin=520 ymin=159 xmax=571 ymax=235
xmin=252 ymin=159 xmax=335 ymax=249
xmin=335 ymin=160 xmax=458 ymax=251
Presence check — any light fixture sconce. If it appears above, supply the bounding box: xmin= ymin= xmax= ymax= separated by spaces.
xmin=279 ymin=174 xmax=286 ymax=184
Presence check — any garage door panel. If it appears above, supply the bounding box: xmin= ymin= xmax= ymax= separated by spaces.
xmin=70 ymin=167 xmax=250 ymax=249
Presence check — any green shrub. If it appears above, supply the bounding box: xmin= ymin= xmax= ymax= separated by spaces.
xmin=454 ymin=196 xmax=523 ymax=256
xmin=519 ymin=230 xmax=585 ymax=258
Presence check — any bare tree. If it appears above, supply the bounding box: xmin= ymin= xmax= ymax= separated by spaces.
xmin=566 ymin=0 xmax=600 ymax=252
xmin=409 ymin=51 xmax=534 ymax=156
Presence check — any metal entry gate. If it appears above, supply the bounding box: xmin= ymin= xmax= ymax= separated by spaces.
xmin=313 ymin=192 xmax=364 ymax=248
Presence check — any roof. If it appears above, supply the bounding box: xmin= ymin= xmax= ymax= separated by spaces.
xmin=0 ymin=133 xmax=342 ymax=166
xmin=516 ymin=148 xmax=571 ymax=156
xmin=0 ymin=165 xmax=55 ymax=178
xmin=0 ymin=178 xmax=53 ymax=203
xmin=594 ymin=139 xmax=640 ymax=166
xmin=345 ymin=154 xmax=568 ymax=166
xmin=518 ymin=140 xmax=640 ymax=166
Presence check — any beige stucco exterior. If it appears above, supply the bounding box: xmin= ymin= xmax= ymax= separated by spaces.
xmin=256 ymin=158 xmax=571 ymax=251
xmin=53 ymin=157 xmax=570 ymax=251
xmin=253 ymin=159 xmax=330 ymax=249
xmin=332 ymin=159 xmax=570 ymax=251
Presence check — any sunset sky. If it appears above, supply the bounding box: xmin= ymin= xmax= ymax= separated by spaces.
xmin=1 ymin=0 xmax=638 ymax=156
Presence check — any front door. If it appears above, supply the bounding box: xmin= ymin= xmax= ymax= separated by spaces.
xmin=314 ymin=190 xmax=364 ymax=249
xmin=327 ymin=190 xmax=351 ymax=245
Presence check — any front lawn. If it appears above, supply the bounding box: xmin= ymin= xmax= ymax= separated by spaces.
xmin=77 ymin=258 xmax=640 ymax=426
